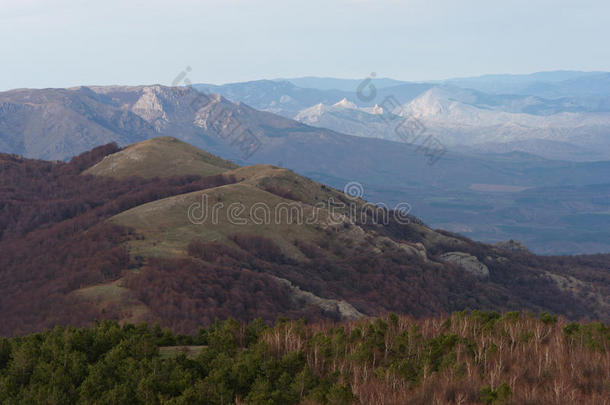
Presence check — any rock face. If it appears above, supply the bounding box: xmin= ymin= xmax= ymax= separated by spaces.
xmin=273 ymin=277 xmax=364 ymax=321
xmin=295 ymin=100 xmax=406 ymax=143
xmin=439 ymin=252 xmax=490 ymax=278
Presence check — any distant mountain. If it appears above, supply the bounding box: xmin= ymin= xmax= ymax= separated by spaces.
xmin=0 ymin=85 xmax=342 ymax=161
xmin=194 ymin=80 xmax=433 ymax=118
xmin=193 ymin=75 xmax=610 ymax=161
xmin=194 ymin=80 xmax=351 ymax=117
xmin=0 ymin=87 xmax=153 ymax=160
xmin=443 ymin=71 xmax=610 ymax=98
xmin=442 ymin=71 xmax=600 ymax=88
xmin=400 ymin=86 xmax=610 ymax=156
xmin=276 ymin=76 xmax=410 ymax=91
xmin=403 ymin=84 xmax=610 ymax=115
xmin=1 ymin=137 xmax=608 ymax=335
xmin=294 ymin=98 xmax=406 ymax=143
xmin=289 ymin=85 xmax=610 ymax=161
xmin=1 ymin=85 xmax=608 ymax=254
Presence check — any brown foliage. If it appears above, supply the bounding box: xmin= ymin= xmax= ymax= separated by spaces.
xmin=229 ymin=233 xmax=285 ymax=263
xmin=187 ymin=240 xmax=247 ymax=262
xmin=0 ymin=149 xmax=236 ymax=335
xmin=124 ymin=257 xmax=331 ymax=334
xmin=1 ymin=144 xmax=609 ymax=338
xmin=263 ymin=313 xmax=610 ymax=405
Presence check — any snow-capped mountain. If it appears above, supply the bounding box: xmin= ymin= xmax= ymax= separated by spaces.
xmin=295 ymin=98 xmax=406 ymax=142
xmin=292 ymin=86 xmax=610 ymax=160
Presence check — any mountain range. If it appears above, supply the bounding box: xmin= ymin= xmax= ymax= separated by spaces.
xmin=0 ymin=83 xmax=609 ymax=254
xmin=198 ymin=72 xmax=610 ymax=161
xmin=1 ymin=136 xmax=608 ymax=337
xmin=0 ymin=85 xmax=329 ymax=162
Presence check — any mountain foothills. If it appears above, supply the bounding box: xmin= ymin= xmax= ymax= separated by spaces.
xmin=1 ymin=83 xmax=609 ymax=254
xmin=0 ymin=137 xmax=608 ymax=337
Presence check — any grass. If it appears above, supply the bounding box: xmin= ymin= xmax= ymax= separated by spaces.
xmin=111 ymin=182 xmax=331 ymax=260
xmin=105 ymin=151 xmax=465 ymax=263
xmin=106 ymin=157 xmax=379 ymax=261
xmin=85 ymin=138 xmax=369 ymax=260
xmin=73 ymin=280 xmax=151 ymax=324
xmin=83 ymin=136 xmax=238 ymax=178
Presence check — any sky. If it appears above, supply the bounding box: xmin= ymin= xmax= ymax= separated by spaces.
xmin=1 ymin=0 xmax=609 ymax=90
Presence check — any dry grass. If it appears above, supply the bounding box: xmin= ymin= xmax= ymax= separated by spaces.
xmin=109 ymin=179 xmax=361 ymax=261
xmin=73 ymin=280 xmax=151 ymax=325
xmin=84 ymin=136 xmax=237 ymax=178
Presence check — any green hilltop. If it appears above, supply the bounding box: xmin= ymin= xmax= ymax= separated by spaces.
xmin=84 ymin=136 xmax=238 ymax=179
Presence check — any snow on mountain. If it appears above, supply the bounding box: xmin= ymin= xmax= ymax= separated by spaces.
xmin=333 ymin=98 xmax=359 ymax=109
xmin=400 ymin=87 xmax=610 ymax=146
xmin=291 ymin=85 xmax=610 ymax=160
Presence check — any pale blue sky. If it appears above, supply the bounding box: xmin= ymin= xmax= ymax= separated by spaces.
xmin=1 ymin=0 xmax=609 ymax=90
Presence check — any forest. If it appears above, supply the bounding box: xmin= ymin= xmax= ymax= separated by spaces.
xmin=124 ymin=231 xmax=609 ymax=334
xmin=1 ymin=143 xmax=610 ymax=336
xmin=0 ymin=312 xmax=607 ymax=404
xmin=0 ymin=144 xmax=236 ymax=335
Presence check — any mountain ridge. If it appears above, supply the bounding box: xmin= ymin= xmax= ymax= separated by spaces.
xmin=1 ymin=85 xmax=609 ymax=254
xmin=1 ymin=138 xmax=608 ymax=336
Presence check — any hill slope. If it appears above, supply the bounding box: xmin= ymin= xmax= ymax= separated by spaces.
xmin=1 ymin=138 xmax=608 ymax=336
xmin=84 ymin=136 xmax=238 ymax=178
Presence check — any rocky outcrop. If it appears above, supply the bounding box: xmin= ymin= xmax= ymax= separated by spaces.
xmin=439 ymin=252 xmax=490 ymax=278
xmin=273 ymin=277 xmax=364 ymax=321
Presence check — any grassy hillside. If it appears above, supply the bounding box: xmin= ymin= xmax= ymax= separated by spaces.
xmin=109 ymin=162 xmax=360 ymax=260
xmin=98 ymin=138 xmax=609 ymax=329
xmin=111 ymin=183 xmax=327 ymax=259
xmin=1 ymin=138 xmax=609 ymax=336
xmin=84 ymin=136 xmax=238 ymax=178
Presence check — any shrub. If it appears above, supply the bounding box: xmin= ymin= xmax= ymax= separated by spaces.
xmin=230 ymin=234 xmax=284 ymax=263
xmin=187 ymin=240 xmax=245 ymax=262
xmin=480 ymin=382 xmax=512 ymax=404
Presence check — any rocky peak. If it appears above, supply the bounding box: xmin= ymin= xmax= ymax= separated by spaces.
xmin=333 ymin=98 xmax=359 ymax=109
